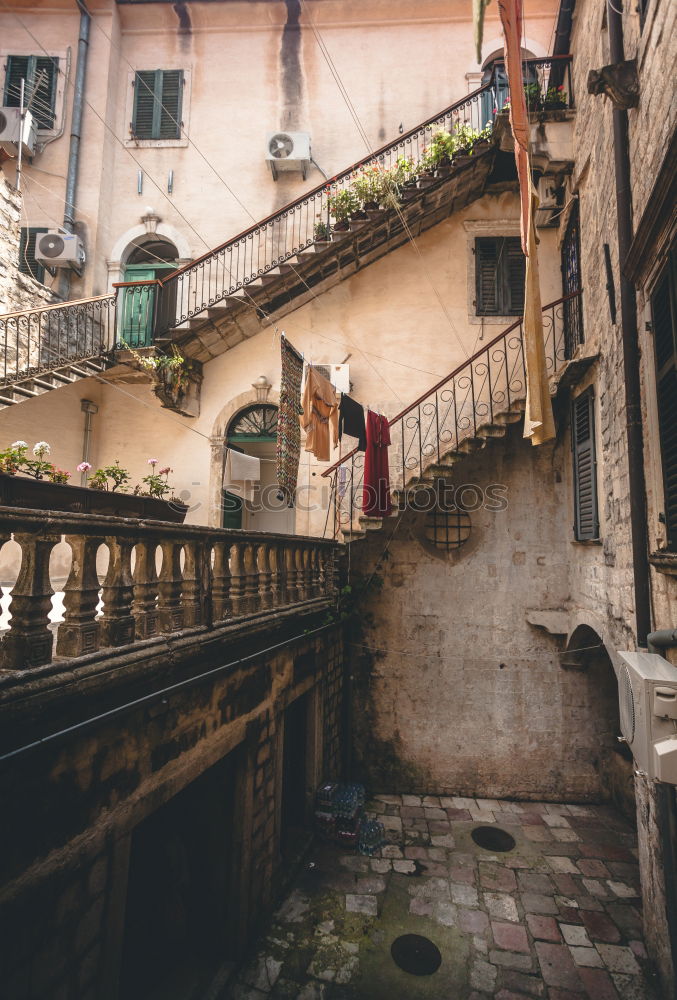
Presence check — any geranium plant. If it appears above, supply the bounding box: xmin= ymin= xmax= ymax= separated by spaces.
xmin=89 ymin=460 xmax=131 ymax=493
xmin=327 ymin=187 xmax=359 ymax=226
xmin=136 ymin=458 xmax=175 ymax=500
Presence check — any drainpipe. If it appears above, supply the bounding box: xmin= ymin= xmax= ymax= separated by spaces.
xmin=80 ymin=398 xmax=97 ymax=485
xmin=58 ymin=0 xmax=90 ymax=300
xmin=647 ymin=630 xmax=677 ymax=655
xmin=606 ymin=0 xmax=651 ymax=648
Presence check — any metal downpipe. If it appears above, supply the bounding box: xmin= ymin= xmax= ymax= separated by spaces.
xmin=606 ymin=0 xmax=652 ymax=648
xmin=58 ymin=0 xmax=90 ymax=298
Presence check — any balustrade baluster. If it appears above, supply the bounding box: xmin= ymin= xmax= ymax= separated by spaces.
xmin=157 ymin=540 xmax=184 ymax=633
xmin=0 ymin=532 xmax=59 ymax=668
xmin=269 ymin=544 xmax=283 ymax=607
xmin=132 ymin=541 xmax=159 ymax=639
xmin=243 ymin=543 xmax=259 ymax=613
xmin=301 ymin=546 xmax=312 ymax=600
xmin=294 ymin=547 xmax=306 ymax=602
xmin=284 ymin=545 xmax=298 ymax=604
xmin=182 ymin=540 xmax=205 ymax=626
xmin=99 ymin=538 xmax=135 ymax=647
xmin=211 ymin=540 xmax=231 ymax=621
xmin=56 ymin=535 xmax=105 ymax=658
xmin=229 ymin=541 xmax=246 ymax=616
xmin=256 ymin=543 xmax=273 ymax=610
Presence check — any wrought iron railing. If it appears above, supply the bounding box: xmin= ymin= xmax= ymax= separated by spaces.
xmin=0 ymin=56 xmax=573 ymax=384
xmin=126 ymin=55 xmax=575 ymax=339
xmin=0 ymin=293 xmax=117 ymax=384
xmin=0 ymin=508 xmax=338 ymax=670
xmin=322 ymin=291 xmax=583 ymax=537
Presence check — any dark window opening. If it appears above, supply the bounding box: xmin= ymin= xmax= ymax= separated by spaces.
xmin=132 ymin=69 xmax=183 ymax=140
xmin=423 ymin=507 xmax=471 ymax=551
xmin=572 ymin=387 xmax=599 ymax=541
xmin=651 ymin=244 xmax=677 ymax=550
xmin=561 ymin=201 xmax=584 ymax=358
xmin=475 ymin=236 xmax=525 ymax=316
xmin=18 ymin=227 xmax=48 ymax=284
xmin=4 ymin=55 xmax=59 ymax=129
xmin=119 ymin=751 xmax=240 ymax=1000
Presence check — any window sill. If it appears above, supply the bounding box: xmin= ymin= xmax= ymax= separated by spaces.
xmin=570 ymin=537 xmax=602 ymax=546
xmin=469 ymin=313 xmax=522 ymax=326
xmin=649 ymin=550 xmax=677 ymax=577
xmin=124 ymin=138 xmax=188 ymax=149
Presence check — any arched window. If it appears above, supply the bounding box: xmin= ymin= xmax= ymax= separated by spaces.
xmin=227 ymin=404 xmax=278 ymax=442
xmin=480 ymin=48 xmax=539 ymax=123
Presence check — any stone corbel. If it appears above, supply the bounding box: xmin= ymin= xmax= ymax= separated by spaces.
xmin=587 ymin=60 xmax=639 ymax=110
xmin=153 ymin=358 xmax=203 ymax=418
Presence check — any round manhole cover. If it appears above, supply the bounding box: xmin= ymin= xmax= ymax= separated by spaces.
xmin=390 ymin=934 xmax=442 ymax=976
xmin=471 ymin=825 xmax=516 ymax=852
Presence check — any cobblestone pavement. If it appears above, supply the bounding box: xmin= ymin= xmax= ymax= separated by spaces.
xmin=225 ymin=796 xmax=661 ymax=1000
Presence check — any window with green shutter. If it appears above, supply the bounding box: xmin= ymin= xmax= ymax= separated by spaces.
xmin=475 ymin=236 xmax=525 ymax=316
xmin=651 ymin=245 xmax=677 ymax=550
xmin=4 ymin=55 xmax=59 ymax=129
xmin=131 ymin=70 xmax=183 ymax=140
xmin=18 ymin=227 xmax=48 ymax=283
xmin=572 ymin=388 xmax=599 ymax=541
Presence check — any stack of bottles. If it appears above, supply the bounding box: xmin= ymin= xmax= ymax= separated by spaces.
xmin=314 ymin=782 xmax=367 ymax=848
xmin=358 ymin=817 xmax=387 ymax=857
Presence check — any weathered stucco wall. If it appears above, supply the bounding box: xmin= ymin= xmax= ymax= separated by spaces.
xmin=347 ymin=425 xmax=624 ymax=801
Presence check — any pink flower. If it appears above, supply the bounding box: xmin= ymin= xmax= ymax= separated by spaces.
xmin=159 ymin=466 xmax=171 ymax=475
xmin=147 ymin=458 xmax=158 ymax=466
xmin=77 ymin=461 xmax=92 ymax=472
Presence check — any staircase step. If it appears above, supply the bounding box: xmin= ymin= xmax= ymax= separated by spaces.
xmin=50 ymin=370 xmax=77 ymax=384
xmin=207 ymin=306 xmax=233 ymax=322
xmin=341 ymin=529 xmax=367 ymax=542
xmin=32 ymin=377 xmax=57 ymax=390
xmin=358 ymin=516 xmax=384 ymax=531
xmin=0 ymin=394 xmax=16 ymax=406
xmin=9 ymin=384 xmax=41 ymax=398
xmin=457 ymin=437 xmax=485 ymax=454
xmin=477 ymin=423 xmax=507 ymax=439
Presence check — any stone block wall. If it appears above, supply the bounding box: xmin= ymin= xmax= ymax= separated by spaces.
xmin=0 ymin=619 xmax=345 ymax=1000
xmin=0 ymin=173 xmax=56 ymax=315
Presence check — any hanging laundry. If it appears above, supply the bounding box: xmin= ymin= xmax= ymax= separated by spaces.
xmin=276 ymin=336 xmax=304 ymax=507
xmin=223 ymin=448 xmax=260 ymax=502
xmin=362 ymin=411 xmax=392 ymax=518
xmin=300 ymin=365 xmax=339 ymax=462
xmin=338 ymin=393 xmax=367 ymax=452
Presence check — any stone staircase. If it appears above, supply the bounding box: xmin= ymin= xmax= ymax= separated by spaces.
xmin=0 ymin=354 xmax=114 ymax=410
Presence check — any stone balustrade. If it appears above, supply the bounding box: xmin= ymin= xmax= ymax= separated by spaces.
xmin=0 ymin=508 xmax=338 ymax=671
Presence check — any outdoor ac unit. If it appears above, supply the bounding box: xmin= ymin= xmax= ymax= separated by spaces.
xmin=266 ymin=131 xmax=311 ymax=180
xmin=35 ymin=230 xmax=86 ymax=272
xmin=309 ymin=363 xmax=351 ymax=394
xmin=535 ymin=175 xmax=558 ymax=227
xmin=0 ymin=107 xmax=37 ymax=158
xmin=617 ymin=651 xmax=677 ymax=784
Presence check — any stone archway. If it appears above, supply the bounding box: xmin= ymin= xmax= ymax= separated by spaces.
xmin=563 ymin=624 xmax=636 ymax=819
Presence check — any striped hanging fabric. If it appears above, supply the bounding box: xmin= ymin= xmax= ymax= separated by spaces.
xmin=276 ymin=336 xmax=304 ymax=507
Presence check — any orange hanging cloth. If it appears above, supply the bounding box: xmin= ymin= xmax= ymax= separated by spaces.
xmin=300 ymin=365 xmax=339 ymax=462
xmin=498 ymin=0 xmax=555 ymax=445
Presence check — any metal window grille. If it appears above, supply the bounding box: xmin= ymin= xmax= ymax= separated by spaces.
xmin=423 ymin=508 xmax=471 ymax=550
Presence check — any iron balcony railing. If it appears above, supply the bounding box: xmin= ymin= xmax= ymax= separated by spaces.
xmin=322 ymin=290 xmax=583 ymax=537
xmin=0 ymin=56 xmax=573 ymax=385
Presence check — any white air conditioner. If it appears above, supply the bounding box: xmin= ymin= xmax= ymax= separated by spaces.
xmin=617 ymin=651 xmax=677 ymax=784
xmin=266 ymin=131 xmax=311 ymax=180
xmin=308 ymin=363 xmax=351 ymax=394
xmin=35 ymin=230 xmax=86 ymax=272
xmin=0 ymin=107 xmax=37 ymax=158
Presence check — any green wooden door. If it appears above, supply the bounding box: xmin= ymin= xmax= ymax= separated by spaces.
xmin=120 ymin=263 xmax=175 ymax=347
xmin=221 ymin=490 xmax=243 ymax=529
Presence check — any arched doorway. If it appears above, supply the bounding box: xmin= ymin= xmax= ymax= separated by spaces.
xmin=480 ymin=48 xmax=539 ymax=127
xmin=565 ymin=626 xmax=636 ymax=821
xmin=121 ymin=237 xmax=179 ymax=347
xmin=222 ymin=404 xmax=295 ymax=534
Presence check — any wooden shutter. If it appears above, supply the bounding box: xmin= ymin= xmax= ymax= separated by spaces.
xmin=132 ymin=70 xmax=158 ymax=138
xmin=476 ymin=238 xmax=499 ymax=315
xmin=158 ymin=70 xmax=183 ymax=139
xmin=652 ymin=254 xmax=677 ymax=549
xmin=31 ymin=57 xmax=58 ymax=129
xmin=4 ymin=56 xmax=58 ymax=128
xmin=18 ymin=227 xmax=48 ymax=283
xmin=3 ymin=56 xmax=30 ymax=108
xmin=504 ymin=237 xmax=526 ymax=314
xmin=572 ymin=388 xmax=599 ymax=540
xmin=133 ymin=69 xmax=182 ymax=140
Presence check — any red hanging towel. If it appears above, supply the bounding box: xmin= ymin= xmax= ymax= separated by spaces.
xmin=362 ymin=411 xmax=392 ymax=517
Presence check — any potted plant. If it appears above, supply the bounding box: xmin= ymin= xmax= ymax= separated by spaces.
xmin=313 ymin=218 xmax=331 ymax=243
xmin=524 ymin=81 xmax=542 ymax=111
xmin=543 ymin=84 xmax=568 ymax=110
xmin=327 ymin=187 xmax=359 ymax=232
xmin=351 ymin=165 xmax=387 ymax=211
xmin=0 ymin=442 xmax=188 ymax=522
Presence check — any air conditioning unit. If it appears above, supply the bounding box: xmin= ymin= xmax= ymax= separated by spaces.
xmin=266 ymin=131 xmax=311 ymax=180
xmin=35 ymin=230 xmax=86 ymax=272
xmin=0 ymin=107 xmax=37 ymax=158
xmin=535 ymin=175 xmax=559 ymax=228
xmin=617 ymin=651 xmax=677 ymax=784
xmin=308 ymin=363 xmax=351 ymax=394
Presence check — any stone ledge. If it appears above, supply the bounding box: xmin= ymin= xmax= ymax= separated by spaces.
xmin=649 ymin=550 xmax=677 ymax=577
